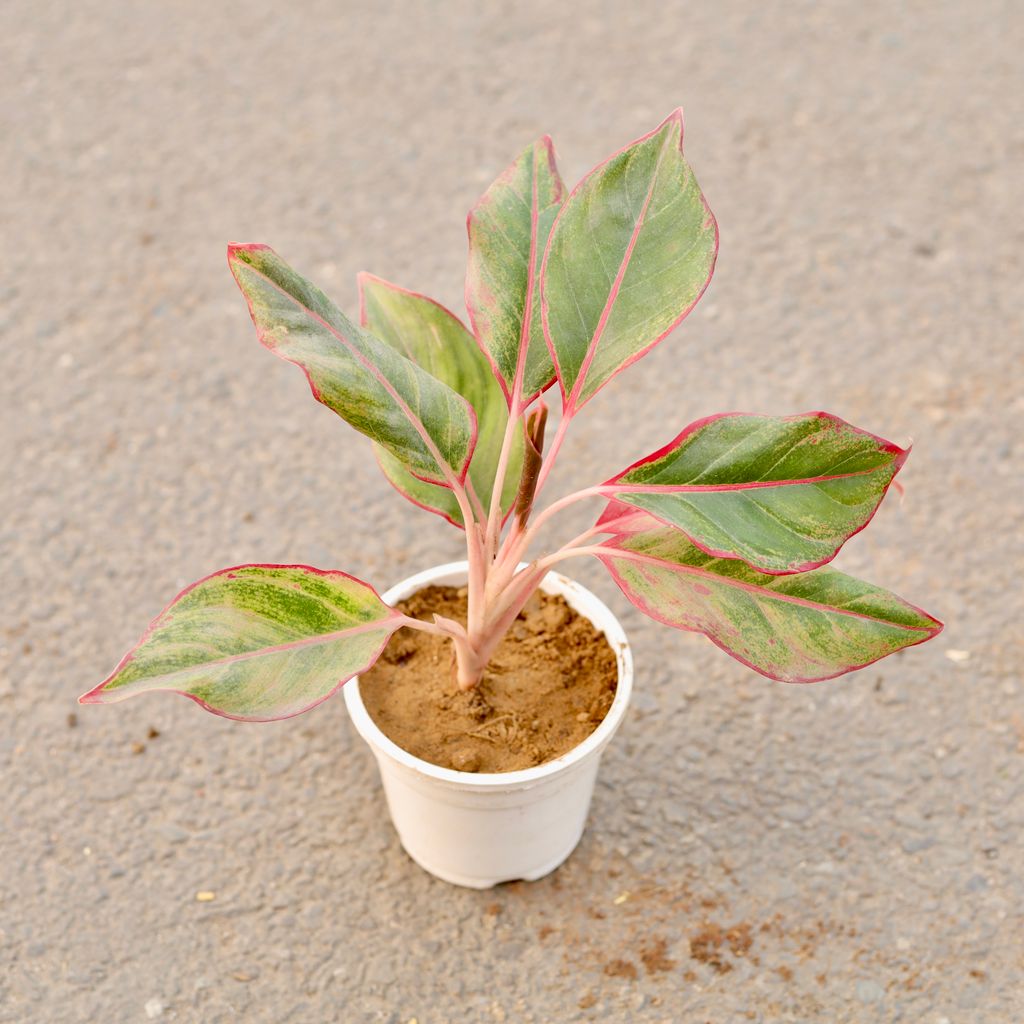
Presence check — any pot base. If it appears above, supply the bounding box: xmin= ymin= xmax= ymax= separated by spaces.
xmin=398 ymin=824 xmax=586 ymax=889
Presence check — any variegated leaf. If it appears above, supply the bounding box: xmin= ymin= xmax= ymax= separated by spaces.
xmin=597 ymin=520 xmax=941 ymax=682
xmin=229 ymin=244 xmax=476 ymax=486
xmin=466 ymin=136 xmax=565 ymax=407
xmin=80 ymin=565 xmax=403 ymax=721
xmin=599 ymin=412 xmax=908 ymax=573
xmin=358 ymin=274 xmax=522 ymax=527
xmin=541 ymin=109 xmax=718 ymax=411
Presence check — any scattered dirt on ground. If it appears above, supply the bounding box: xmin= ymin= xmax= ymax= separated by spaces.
xmin=639 ymin=936 xmax=676 ymax=974
xmin=758 ymin=913 xmax=855 ymax=961
xmin=689 ymin=920 xmax=754 ymax=974
xmin=535 ymin=858 xmax=885 ymax=1002
xmin=359 ymin=585 xmax=618 ymax=772
xmin=603 ymin=958 xmax=638 ymax=980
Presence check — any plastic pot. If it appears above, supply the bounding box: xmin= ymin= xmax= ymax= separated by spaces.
xmin=343 ymin=560 xmax=633 ymax=889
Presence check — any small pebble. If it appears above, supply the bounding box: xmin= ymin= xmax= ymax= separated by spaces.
xmin=451 ymin=749 xmax=480 ymax=772
xmin=195 ymin=891 xmax=216 ymax=902
xmin=902 ymin=836 xmax=935 ymax=854
xmin=159 ymin=824 xmax=189 ymax=844
xmin=144 ymin=998 xmax=164 ymax=1019
xmin=131 ymin=742 xmax=146 ymax=755
xmin=856 ymin=979 xmax=884 ymax=1004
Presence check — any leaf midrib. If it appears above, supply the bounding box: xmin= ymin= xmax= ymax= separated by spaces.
xmin=115 ymin=616 xmax=401 ymax=689
xmin=567 ymin=125 xmax=676 ymax=410
xmin=599 ymin=546 xmax=935 ymax=632
xmin=607 ymin=464 xmax=890 ymax=493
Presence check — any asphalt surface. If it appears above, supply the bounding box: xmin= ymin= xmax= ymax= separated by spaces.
xmin=3 ymin=2 xmax=1022 ymax=1021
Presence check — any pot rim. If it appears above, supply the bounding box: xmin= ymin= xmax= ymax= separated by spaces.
xmin=343 ymin=560 xmax=633 ymax=790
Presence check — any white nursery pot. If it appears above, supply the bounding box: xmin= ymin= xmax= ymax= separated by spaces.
xmin=343 ymin=561 xmax=633 ymax=889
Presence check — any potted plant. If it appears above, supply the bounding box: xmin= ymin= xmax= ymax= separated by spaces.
xmin=81 ymin=110 xmax=942 ymax=888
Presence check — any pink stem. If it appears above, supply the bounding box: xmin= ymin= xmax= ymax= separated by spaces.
xmin=397 ymin=614 xmax=459 ymax=639
xmin=483 ymin=402 xmax=523 ymax=561
xmin=530 ymin=409 xmax=572 ymax=503
xmin=484 ymin=530 xmax=606 ymax=639
xmin=449 ymin=480 xmax=487 ymax=637
xmin=494 ymin=484 xmax=604 ymax=577
xmin=473 ymin=543 xmax=606 ymax=670
xmin=534 ymin=544 xmax=608 ymax=571
xmin=466 ymin=478 xmax=488 ymax=523
xmin=399 ymin=613 xmax=484 ymax=691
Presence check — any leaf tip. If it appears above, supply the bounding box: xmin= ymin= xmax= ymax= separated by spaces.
xmin=535 ymin=132 xmax=558 ymax=162
xmin=78 ymin=683 xmax=108 ymax=705
xmin=355 ymin=270 xmax=379 ymax=327
xmin=226 ymin=241 xmax=268 ymax=264
xmin=650 ymin=107 xmax=685 ymax=146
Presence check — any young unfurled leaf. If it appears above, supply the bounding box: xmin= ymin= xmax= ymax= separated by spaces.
xmin=597 ymin=521 xmax=941 ymax=683
xmin=80 ymin=565 xmax=403 ymax=721
xmin=466 ymin=137 xmax=565 ymax=407
xmin=514 ymin=401 xmax=548 ymax=527
xmin=229 ymin=244 xmax=476 ymax=486
xmin=541 ymin=110 xmax=717 ymax=411
xmin=599 ymin=412 xmax=908 ymax=573
xmin=359 ymin=274 xmax=523 ymax=528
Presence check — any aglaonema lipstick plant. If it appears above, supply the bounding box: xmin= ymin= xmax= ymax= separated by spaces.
xmin=81 ymin=110 xmax=941 ymax=723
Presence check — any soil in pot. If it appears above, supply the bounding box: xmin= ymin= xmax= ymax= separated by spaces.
xmin=358 ymin=585 xmax=618 ymax=773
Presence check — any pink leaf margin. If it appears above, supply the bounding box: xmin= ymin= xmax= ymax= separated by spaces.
xmin=373 ymin=448 xmax=466 ymax=530
xmin=596 ymin=546 xmax=943 ymax=684
xmin=357 ymin=271 xmax=476 ymax=355
xmin=596 ymin=411 xmax=911 ymax=575
xmin=78 ymin=563 xmax=403 ymax=723
xmin=228 ymin=243 xmax=477 ymax=489
xmin=539 ymin=108 xmax=720 ymax=414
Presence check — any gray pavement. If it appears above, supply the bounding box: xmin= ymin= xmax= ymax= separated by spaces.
xmin=2 ymin=1 xmax=1022 ymax=1021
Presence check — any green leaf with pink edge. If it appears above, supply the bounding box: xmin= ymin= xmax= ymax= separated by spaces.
xmin=228 ymin=244 xmax=476 ymax=486
xmin=466 ymin=136 xmax=565 ymax=407
xmin=359 ymin=274 xmax=523 ymax=528
xmin=541 ymin=109 xmax=718 ymax=411
xmin=598 ymin=412 xmax=908 ymax=574
xmin=79 ymin=565 xmax=403 ymax=721
xmin=596 ymin=516 xmax=942 ymax=683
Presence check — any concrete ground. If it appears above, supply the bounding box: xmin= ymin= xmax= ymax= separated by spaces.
xmin=3 ymin=1 xmax=1022 ymax=1021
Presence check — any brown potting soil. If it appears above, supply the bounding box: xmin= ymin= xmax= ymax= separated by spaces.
xmin=358 ymin=584 xmax=619 ymax=773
